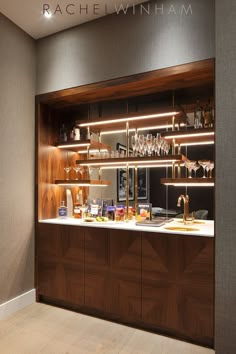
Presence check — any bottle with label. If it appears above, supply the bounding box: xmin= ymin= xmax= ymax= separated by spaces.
xmin=194 ymin=100 xmax=203 ymax=129
xmin=74 ymin=192 xmax=82 ymax=219
xmin=58 ymin=201 xmax=68 ymax=219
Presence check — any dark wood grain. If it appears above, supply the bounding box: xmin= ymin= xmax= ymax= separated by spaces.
xmin=142 ymin=233 xmax=214 ymax=346
xmin=37 ymin=59 xmax=215 ymax=107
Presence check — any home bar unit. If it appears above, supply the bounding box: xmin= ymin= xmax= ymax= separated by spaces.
xmin=36 ymin=59 xmax=215 ymax=347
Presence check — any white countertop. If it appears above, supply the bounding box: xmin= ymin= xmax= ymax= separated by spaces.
xmin=39 ymin=218 xmax=214 ymax=237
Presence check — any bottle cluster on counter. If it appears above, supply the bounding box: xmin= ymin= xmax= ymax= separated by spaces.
xmin=57 ymin=193 xmax=152 ymax=223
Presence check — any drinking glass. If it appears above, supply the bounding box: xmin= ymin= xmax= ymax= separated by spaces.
xmin=131 ymin=135 xmax=137 ymax=156
xmin=146 ymin=134 xmax=153 ymax=156
xmin=138 ymin=135 xmax=145 ymax=156
xmin=73 ymin=166 xmax=83 ymax=180
xmin=199 ymin=160 xmax=210 ymax=178
xmin=64 ymin=166 xmax=71 ymax=180
xmin=185 ymin=161 xmax=196 ymax=178
xmin=208 ymin=161 xmax=215 ymax=178
xmin=193 ymin=163 xmax=201 ymax=178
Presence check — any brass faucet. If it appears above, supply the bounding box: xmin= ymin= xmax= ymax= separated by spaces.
xmin=177 ymin=195 xmax=194 ymax=224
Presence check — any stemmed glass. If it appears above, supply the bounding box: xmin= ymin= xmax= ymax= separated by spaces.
xmin=208 ymin=161 xmax=215 ymax=178
xmin=131 ymin=135 xmax=137 ymax=156
xmin=199 ymin=160 xmax=210 ymax=178
xmin=185 ymin=161 xmax=196 ymax=178
xmin=146 ymin=134 xmax=153 ymax=156
xmin=193 ymin=163 xmax=201 ymax=178
xmin=73 ymin=165 xmax=83 ymax=180
xmin=64 ymin=166 xmax=71 ymax=180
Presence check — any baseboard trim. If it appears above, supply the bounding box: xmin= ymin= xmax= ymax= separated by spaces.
xmin=0 ymin=289 xmax=36 ymax=320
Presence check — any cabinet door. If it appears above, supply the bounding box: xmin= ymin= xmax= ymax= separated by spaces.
xmin=37 ymin=224 xmax=64 ymax=299
xmin=37 ymin=224 xmax=84 ymax=306
xmin=109 ymin=229 xmax=141 ymax=322
xmin=84 ymin=228 xmax=110 ymax=313
xmin=61 ymin=226 xmax=84 ymax=306
xmin=142 ymin=232 xmax=214 ymax=346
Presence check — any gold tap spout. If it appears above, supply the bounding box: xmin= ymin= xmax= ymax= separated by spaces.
xmin=177 ymin=194 xmax=194 ymax=224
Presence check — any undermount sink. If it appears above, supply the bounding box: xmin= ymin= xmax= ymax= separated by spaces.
xmin=177 ymin=220 xmax=205 ymax=225
xmin=164 ymin=226 xmax=200 ymax=232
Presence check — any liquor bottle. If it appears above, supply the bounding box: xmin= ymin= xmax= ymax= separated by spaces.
xmin=58 ymin=201 xmax=68 ymax=219
xmin=203 ymin=99 xmax=214 ymax=128
xmin=74 ymin=192 xmax=82 ymax=219
xmin=59 ymin=124 xmax=67 ymax=142
xmin=194 ymin=100 xmax=203 ymax=129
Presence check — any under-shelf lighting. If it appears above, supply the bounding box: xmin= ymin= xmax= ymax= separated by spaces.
xmin=57 ymin=143 xmax=90 ymax=149
xmin=99 ymin=123 xmax=186 ymax=136
xmin=77 ymin=149 xmax=108 ymax=154
xmin=176 ymin=141 xmax=215 ymax=147
xmin=57 ymin=183 xmax=109 ymax=187
xmin=79 ymin=111 xmax=179 ymax=128
xmin=163 ymin=182 xmax=214 ymax=187
xmin=165 ymin=132 xmax=215 ymax=140
xmin=100 ymin=164 xmax=182 ymax=170
xmin=79 ymin=158 xmax=181 ymax=167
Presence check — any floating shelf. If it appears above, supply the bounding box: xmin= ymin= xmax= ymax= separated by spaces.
xmin=77 ymin=111 xmax=187 ymax=134
xmin=55 ymin=179 xmax=111 ymax=187
xmin=55 ymin=139 xmax=110 ymax=153
xmin=161 ymin=178 xmax=215 ymax=187
xmin=161 ymin=128 xmax=215 ymax=146
xmin=76 ymin=155 xmax=188 ymax=168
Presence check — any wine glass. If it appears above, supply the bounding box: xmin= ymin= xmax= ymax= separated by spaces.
xmin=199 ymin=160 xmax=210 ymax=178
xmin=64 ymin=166 xmax=71 ymax=180
xmin=193 ymin=163 xmax=201 ymax=178
xmin=208 ymin=161 xmax=215 ymax=178
xmin=185 ymin=160 xmax=196 ymax=178
xmin=138 ymin=135 xmax=145 ymax=156
xmin=73 ymin=166 xmax=83 ymax=180
xmin=146 ymin=134 xmax=153 ymax=156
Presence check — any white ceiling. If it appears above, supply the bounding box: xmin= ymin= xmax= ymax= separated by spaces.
xmin=0 ymin=0 xmax=147 ymax=39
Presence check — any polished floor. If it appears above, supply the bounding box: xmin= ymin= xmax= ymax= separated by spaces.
xmin=0 ymin=303 xmax=215 ymax=354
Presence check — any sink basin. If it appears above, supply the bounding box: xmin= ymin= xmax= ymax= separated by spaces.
xmin=177 ymin=220 xmax=205 ymax=225
xmin=164 ymin=226 xmax=200 ymax=232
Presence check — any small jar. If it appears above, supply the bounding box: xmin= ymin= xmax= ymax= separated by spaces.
xmin=106 ymin=206 xmax=115 ymax=221
xmin=115 ymin=206 xmax=125 ymax=222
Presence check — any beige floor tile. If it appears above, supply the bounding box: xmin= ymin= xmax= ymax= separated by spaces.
xmin=0 ymin=303 xmax=215 ymax=354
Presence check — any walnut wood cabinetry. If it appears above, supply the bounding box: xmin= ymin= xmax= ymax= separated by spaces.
xmin=36 ymin=223 xmax=214 ymax=347
xmin=142 ymin=233 xmax=214 ymax=346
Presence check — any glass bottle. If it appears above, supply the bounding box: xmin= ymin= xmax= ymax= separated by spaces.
xmin=59 ymin=124 xmax=67 ymax=142
xmin=203 ymin=99 xmax=214 ymax=128
xmin=74 ymin=194 xmax=82 ymax=219
xmin=58 ymin=201 xmax=68 ymax=219
xmin=194 ymin=100 xmax=203 ymax=129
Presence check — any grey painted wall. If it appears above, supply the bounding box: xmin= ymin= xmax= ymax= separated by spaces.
xmin=215 ymin=1 xmax=236 ymax=353
xmin=36 ymin=0 xmax=215 ymax=94
xmin=0 ymin=14 xmax=35 ymax=304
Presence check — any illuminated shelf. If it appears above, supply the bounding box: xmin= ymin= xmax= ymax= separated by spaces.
xmin=161 ymin=128 xmax=215 ymax=146
xmin=77 ymin=111 xmax=187 ymax=134
xmin=55 ymin=139 xmax=110 ymax=153
xmin=161 ymin=178 xmax=215 ymax=187
xmin=76 ymin=155 xmax=188 ymax=168
xmin=55 ymin=180 xmax=111 ymax=187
